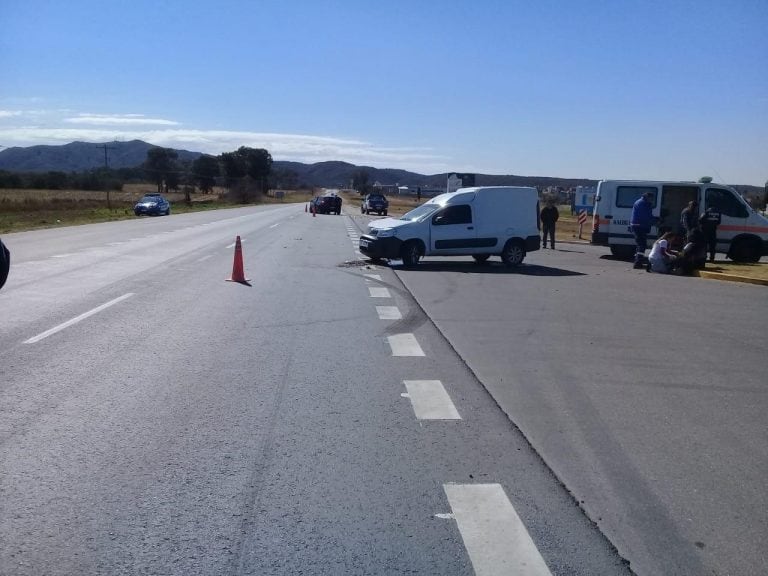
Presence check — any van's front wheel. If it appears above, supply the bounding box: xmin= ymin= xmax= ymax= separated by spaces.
xmin=401 ymin=240 xmax=424 ymax=267
xmin=501 ymin=240 xmax=525 ymax=267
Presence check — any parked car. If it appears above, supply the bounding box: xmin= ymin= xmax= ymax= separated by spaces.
xmin=362 ymin=193 xmax=389 ymax=215
xmin=314 ymin=193 xmax=342 ymax=215
xmin=0 ymin=237 xmax=9 ymax=291
xmin=134 ymin=193 xmax=171 ymax=216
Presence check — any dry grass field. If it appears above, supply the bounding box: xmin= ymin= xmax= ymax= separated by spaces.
xmin=0 ymin=184 xmax=317 ymax=233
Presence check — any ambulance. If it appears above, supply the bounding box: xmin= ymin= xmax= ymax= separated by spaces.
xmin=591 ymin=180 xmax=768 ymax=262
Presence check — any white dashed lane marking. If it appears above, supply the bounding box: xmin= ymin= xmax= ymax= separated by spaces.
xmin=369 ymin=287 xmax=391 ymax=298
xmin=403 ymin=380 xmax=461 ymax=420
xmin=364 ymin=274 xmax=382 ymax=281
xmin=376 ymin=306 xmax=402 ymax=320
xmin=443 ymin=483 xmax=552 ymax=576
xmin=387 ymin=333 xmax=424 ymax=356
xmin=24 ymin=293 xmax=136 ymax=344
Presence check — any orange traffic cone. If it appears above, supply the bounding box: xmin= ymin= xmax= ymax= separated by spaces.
xmin=226 ymin=236 xmax=251 ymax=285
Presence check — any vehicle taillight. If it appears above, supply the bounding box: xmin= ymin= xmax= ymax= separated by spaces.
xmin=592 ymin=215 xmax=599 ymax=233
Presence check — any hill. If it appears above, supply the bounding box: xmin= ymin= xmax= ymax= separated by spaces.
xmin=0 ymin=140 xmax=762 ymax=200
xmin=0 ymin=140 xmax=202 ymax=172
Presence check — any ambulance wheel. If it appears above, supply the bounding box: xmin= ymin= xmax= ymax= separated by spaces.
xmin=401 ymin=240 xmax=424 ymax=267
xmin=501 ymin=240 xmax=525 ymax=267
xmin=610 ymin=245 xmax=636 ymax=260
xmin=729 ymin=237 xmax=762 ymax=263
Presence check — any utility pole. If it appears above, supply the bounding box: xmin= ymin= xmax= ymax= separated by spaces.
xmin=98 ymin=143 xmax=116 ymax=210
xmin=99 ymin=143 xmax=116 ymax=168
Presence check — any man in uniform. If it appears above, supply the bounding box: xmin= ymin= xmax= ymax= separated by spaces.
xmin=679 ymin=200 xmax=699 ymax=240
xmin=699 ymin=206 xmax=721 ymax=262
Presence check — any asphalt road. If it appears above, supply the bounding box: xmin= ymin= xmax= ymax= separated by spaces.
xmin=0 ymin=206 xmax=631 ymax=575
xmin=343 ymin=214 xmax=766 ymax=576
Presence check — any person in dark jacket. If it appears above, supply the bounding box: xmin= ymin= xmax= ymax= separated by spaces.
xmin=699 ymin=206 xmax=721 ymax=262
xmin=679 ymin=200 xmax=699 ymax=240
xmin=630 ymin=191 xmax=655 ymax=268
xmin=540 ymin=200 xmax=559 ymax=249
xmin=671 ymin=227 xmax=707 ymax=274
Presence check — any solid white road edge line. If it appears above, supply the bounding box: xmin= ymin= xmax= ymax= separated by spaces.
xmin=387 ymin=333 xmax=425 ymax=356
xmin=24 ymin=293 xmax=136 ymax=344
xmin=376 ymin=306 xmax=402 ymax=320
xmin=404 ymin=380 xmax=461 ymax=420
xmin=443 ymin=483 xmax=552 ymax=576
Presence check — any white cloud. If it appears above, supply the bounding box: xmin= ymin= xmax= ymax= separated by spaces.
xmin=0 ymin=110 xmax=22 ymax=118
xmin=63 ymin=114 xmax=180 ymax=126
xmin=0 ymin=125 xmax=450 ymax=173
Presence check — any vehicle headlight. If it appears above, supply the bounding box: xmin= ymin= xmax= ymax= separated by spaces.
xmin=376 ymin=228 xmax=396 ymax=238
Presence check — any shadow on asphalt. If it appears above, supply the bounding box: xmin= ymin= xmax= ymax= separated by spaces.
xmin=392 ymin=261 xmax=587 ymax=276
xmin=599 ymin=254 xmax=632 ymax=262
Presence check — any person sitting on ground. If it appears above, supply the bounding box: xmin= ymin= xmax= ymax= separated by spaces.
xmin=671 ymin=227 xmax=707 ymax=275
xmin=647 ymin=231 xmax=678 ymax=273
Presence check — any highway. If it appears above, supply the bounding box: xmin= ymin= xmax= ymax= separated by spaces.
xmin=0 ymin=204 xmax=765 ymax=575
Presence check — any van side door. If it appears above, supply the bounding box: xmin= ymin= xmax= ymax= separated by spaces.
xmin=660 ymin=185 xmax=699 ymax=234
xmin=429 ymin=204 xmax=477 ymax=255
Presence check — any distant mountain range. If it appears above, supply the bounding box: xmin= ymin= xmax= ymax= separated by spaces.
xmin=0 ymin=140 xmax=761 ymax=197
xmin=0 ymin=139 xmax=599 ymax=190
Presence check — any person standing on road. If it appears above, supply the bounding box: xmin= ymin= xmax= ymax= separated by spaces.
xmin=679 ymin=200 xmax=699 ymax=240
xmin=540 ymin=199 xmax=559 ymax=249
xmin=699 ymin=206 xmax=721 ymax=262
xmin=630 ymin=191 xmax=655 ymax=268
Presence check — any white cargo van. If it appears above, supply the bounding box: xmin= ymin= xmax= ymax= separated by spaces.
xmin=358 ymin=186 xmax=541 ymax=266
xmin=591 ymin=180 xmax=768 ymax=262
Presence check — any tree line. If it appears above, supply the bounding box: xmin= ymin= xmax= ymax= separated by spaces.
xmin=0 ymin=146 xmax=307 ymax=203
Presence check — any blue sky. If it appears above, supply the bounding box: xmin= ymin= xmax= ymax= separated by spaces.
xmin=1 ymin=0 xmax=766 ymax=185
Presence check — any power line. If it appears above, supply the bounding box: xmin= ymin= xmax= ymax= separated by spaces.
xmin=98 ymin=143 xmax=116 ymax=168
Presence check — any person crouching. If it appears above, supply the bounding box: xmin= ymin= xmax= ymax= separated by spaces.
xmin=647 ymin=232 xmax=679 ymax=273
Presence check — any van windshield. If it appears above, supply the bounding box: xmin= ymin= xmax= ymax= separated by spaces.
xmin=399 ymin=204 xmax=440 ymax=222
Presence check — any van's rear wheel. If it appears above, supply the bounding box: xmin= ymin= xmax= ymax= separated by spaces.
xmin=501 ymin=241 xmax=525 ymax=267
xmin=401 ymin=240 xmax=423 ymax=267
xmin=472 ymin=254 xmax=490 ymax=264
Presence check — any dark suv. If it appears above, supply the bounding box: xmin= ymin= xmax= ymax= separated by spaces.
xmin=361 ymin=194 xmax=388 ymax=216
xmin=315 ymin=194 xmax=342 ymax=215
